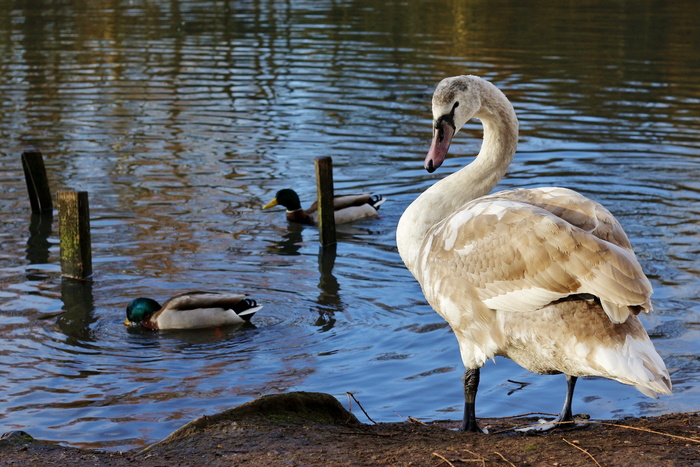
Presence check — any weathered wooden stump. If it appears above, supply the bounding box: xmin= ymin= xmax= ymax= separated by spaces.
xmin=21 ymin=148 xmax=53 ymax=214
xmin=314 ymin=156 xmax=336 ymax=246
xmin=57 ymin=191 xmax=92 ymax=279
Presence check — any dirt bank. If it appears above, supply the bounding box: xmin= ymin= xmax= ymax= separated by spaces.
xmin=1 ymin=392 xmax=697 ymax=466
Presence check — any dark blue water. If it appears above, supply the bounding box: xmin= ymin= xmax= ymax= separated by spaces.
xmin=0 ymin=0 xmax=697 ymax=450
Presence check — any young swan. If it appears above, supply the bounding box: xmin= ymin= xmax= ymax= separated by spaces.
xmin=396 ymin=75 xmax=671 ymax=432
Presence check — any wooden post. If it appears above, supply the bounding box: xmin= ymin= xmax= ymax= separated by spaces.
xmin=21 ymin=148 xmax=53 ymax=214
xmin=57 ymin=191 xmax=93 ymax=279
xmin=315 ymin=156 xmax=336 ymax=246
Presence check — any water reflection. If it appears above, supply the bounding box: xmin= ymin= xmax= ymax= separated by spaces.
xmin=0 ymin=0 xmax=697 ymax=451
xmin=315 ymin=244 xmax=340 ymax=331
xmin=26 ymin=213 xmax=52 ymax=267
xmin=266 ymin=223 xmax=305 ymax=256
xmin=57 ymin=279 xmax=96 ymax=344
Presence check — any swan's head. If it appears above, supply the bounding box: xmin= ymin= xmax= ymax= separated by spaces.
xmin=425 ymin=75 xmax=483 ymax=173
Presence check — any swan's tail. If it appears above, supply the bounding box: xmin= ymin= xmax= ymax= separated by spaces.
xmin=596 ymin=334 xmax=672 ymax=397
xmin=633 ymin=350 xmax=672 ymax=398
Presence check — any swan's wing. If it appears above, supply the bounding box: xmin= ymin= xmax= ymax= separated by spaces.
xmin=161 ymin=291 xmax=247 ymax=311
xmin=418 ymin=193 xmax=652 ymax=324
xmin=490 ymin=187 xmax=633 ymax=250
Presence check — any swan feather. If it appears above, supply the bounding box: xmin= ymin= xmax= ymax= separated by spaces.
xmin=417 ymin=191 xmax=652 ymax=324
xmin=397 ymin=75 xmax=671 ymax=426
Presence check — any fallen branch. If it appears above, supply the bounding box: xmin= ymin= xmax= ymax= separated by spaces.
xmin=346 ymin=392 xmax=377 ymax=425
xmin=462 ymin=448 xmax=486 ymax=466
xmin=409 ymin=416 xmax=427 ymax=425
xmin=588 ymin=420 xmax=700 ymax=444
xmin=562 ymin=437 xmax=602 ymax=467
xmin=505 ymin=417 xmax=699 ymax=444
xmin=494 ymin=450 xmax=516 ymax=467
xmin=494 ymin=412 xmax=558 ymax=419
xmin=432 ymin=452 xmax=455 ymax=467
xmin=338 ymin=431 xmax=395 ymax=438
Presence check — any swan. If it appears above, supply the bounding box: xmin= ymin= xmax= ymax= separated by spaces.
xmin=125 ymin=291 xmax=261 ymax=330
xmin=263 ymin=188 xmax=385 ymax=225
xmin=396 ymin=75 xmax=672 ymax=432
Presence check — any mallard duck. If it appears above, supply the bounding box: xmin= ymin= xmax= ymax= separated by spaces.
xmin=396 ymin=75 xmax=671 ymax=432
xmin=262 ymin=188 xmax=385 ymax=225
xmin=125 ymin=291 xmax=261 ymax=330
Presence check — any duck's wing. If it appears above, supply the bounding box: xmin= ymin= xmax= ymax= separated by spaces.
xmin=417 ymin=188 xmax=652 ymax=324
xmin=161 ymin=291 xmax=260 ymax=314
xmin=306 ymin=193 xmax=375 ymax=212
xmin=161 ymin=291 xmax=242 ymax=308
xmin=305 ymin=193 xmax=381 ymax=224
xmin=332 ymin=193 xmax=374 ymax=210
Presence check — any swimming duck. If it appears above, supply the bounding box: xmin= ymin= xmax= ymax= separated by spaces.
xmin=396 ymin=75 xmax=671 ymax=432
xmin=262 ymin=188 xmax=385 ymax=225
xmin=125 ymin=291 xmax=261 ymax=330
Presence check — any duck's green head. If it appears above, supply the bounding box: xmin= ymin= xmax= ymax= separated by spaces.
xmin=125 ymin=298 xmax=161 ymax=326
xmin=262 ymin=189 xmax=302 ymax=211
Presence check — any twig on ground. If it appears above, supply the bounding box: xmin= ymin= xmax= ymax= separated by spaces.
xmin=346 ymin=392 xmax=377 ymax=425
xmin=493 ymin=416 xmax=699 ymax=443
xmin=462 ymin=448 xmax=487 ymax=466
xmin=338 ymin=431 xmax=395 ymax=438
xmin=587 ymin=421 xmax=700 ymax=444
xmin=493 ymin=412 xmax=557 ymax=419
xmin=494 ymin=450 xmax=516 ymax=467
xmin=409 ymin=416 xmax=427 ymax=425
xmin=432 ymin=452 xmax=455 ymax=467
xmin=562 ymin=437 xmax=602 ymax=467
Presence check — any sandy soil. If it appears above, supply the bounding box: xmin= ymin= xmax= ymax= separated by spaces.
xmin=1 ymin=392 xmax=697 ymax=466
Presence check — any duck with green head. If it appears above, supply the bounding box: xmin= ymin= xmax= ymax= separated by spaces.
xmin=263 ymin=188 xmax=385 ymax=225
xmin=125 ymin=291 xmax=261 ymax=330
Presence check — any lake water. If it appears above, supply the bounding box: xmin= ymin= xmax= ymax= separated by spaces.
xmin=0 ymin=0 xmax=698 ymax=450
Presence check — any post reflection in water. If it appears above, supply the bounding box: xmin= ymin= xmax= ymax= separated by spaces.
xmin=26 ymin=213 xmax=52 ymax=267
xmin=57 ymin=278 xmax=96 ymax=344
xmin=0 ymin=0 xmax=696 ymax=451
xmin=315 ymin=244 xmax=340 ymax=332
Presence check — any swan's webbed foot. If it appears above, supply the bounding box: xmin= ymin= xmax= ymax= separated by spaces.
xmin=516 ymin=375 xmax=580 ymax=433
xmin=460 ymin=400 xmax=483 ymax=433
xmin=459 ymin=368 xmax=484 ymax=433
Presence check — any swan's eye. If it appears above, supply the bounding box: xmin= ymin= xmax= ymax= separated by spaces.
xmin=449 ymin=102 xmax=459 ymax=120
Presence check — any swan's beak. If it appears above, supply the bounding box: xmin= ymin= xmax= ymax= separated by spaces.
xmin=424 ymin=119 xmax=454 ymax=173
xmin=262 ymin=198 xmax=278 ymax=210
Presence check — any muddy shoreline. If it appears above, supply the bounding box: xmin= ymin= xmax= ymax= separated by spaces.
xmin=1 ymin=392 xmax=697 ymax=466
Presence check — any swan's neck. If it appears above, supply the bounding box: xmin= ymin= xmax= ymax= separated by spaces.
xmin=397 ymin=90 xmax=518 ymax=272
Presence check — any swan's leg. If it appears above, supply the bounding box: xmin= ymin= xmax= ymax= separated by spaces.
xmin=554 ymin=375 xmax=577 ymax=424
xmin=513 ymin=374 xmax=579 ymax=433
xmin=459 ymin=368 xmax=483 ymax=432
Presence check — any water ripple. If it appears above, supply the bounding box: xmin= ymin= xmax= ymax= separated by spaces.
xmin=0 ymin=0 xmax=697 ymax=451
